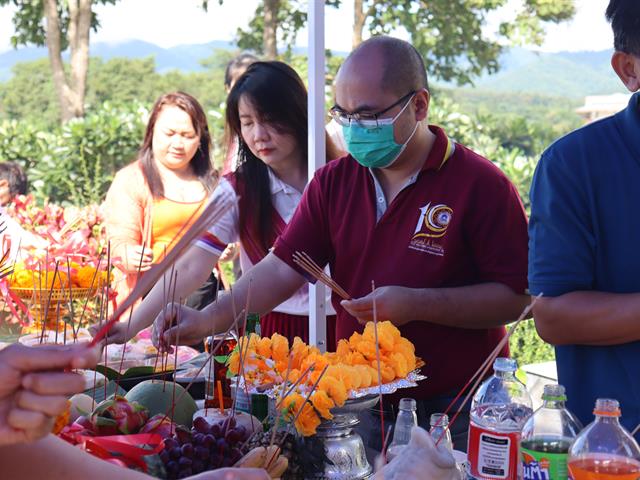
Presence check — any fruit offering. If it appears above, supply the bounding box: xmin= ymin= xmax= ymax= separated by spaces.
xmin=159 ymin=416 xmax=251 ymax=479
xmin=235 ymin=445 xmax=288 ymax=478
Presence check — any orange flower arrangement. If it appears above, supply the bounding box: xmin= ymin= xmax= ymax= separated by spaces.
xmin=227 ymin=321 xmax=419 ymax=436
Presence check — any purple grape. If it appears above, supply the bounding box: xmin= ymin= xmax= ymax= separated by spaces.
xmin=180 ymin=443 xmax=194 ymax=458
xmin=177 ymin=469 xmax=192 ymax=479
xmin=236 ymin=425 xmax=247 ymax=441
xmin=203 ymin=434 xmax=215 ymax=447
xmin=169 ymin=447 xmax=181 ymax=460
xmin=194 ymin=445 xmax=209 ymax=461
xmin=175 ymin=427 xmax=192 ymax=444
xmin=193 ymin=433 xmax=205 ymax=445
xmin=222 ymin=417 xmax=236 ymax=430
xmin=159 ymin=450 xmax=170 ymax=464
xmin=166 ymin=460 xmax=179 ymax=474
xmin=231 ymin=447 xmax=243 ymax=461
xmin=191 ymin=459 xmax=205 ymax=473
xmin=164 ymin=438 xmax=178 ymax=450
xmin=178 ymin=457 xmax=192 ymax=468
xmin=192 ymin=416 xmax=210 ymax=434
xmin=210 ymin=423 xmax=222 ymax=437
xmin=216 ymin=438 xmax=226 ymax=450
xmin=209 ymin=453 xmax=221 ymax=468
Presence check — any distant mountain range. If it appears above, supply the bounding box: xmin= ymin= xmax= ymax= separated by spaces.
xmin=0 ymin=40 xmax=627 ymax=98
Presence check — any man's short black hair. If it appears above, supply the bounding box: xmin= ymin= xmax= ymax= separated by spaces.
xmin=0 ymin=161 xmax=27 ymax=197
xmin=349 ymin=36 xmax=429 ymax=97
xmin=606 ymin=0 xmax=640 ymax=55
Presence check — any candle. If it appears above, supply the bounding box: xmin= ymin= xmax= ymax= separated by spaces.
xmin=216 ymin=380 xmax=224 ymax=414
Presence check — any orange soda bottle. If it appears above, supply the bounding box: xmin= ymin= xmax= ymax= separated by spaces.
xmin=568 ymin=398 xmax=640 ymax=480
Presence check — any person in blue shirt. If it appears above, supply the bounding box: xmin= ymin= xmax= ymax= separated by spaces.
xmin=528 ymin=0 xmax=640 ymax=434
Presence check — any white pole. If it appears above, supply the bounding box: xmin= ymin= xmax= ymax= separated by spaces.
xmin=307 ymin=0 xmax=327 ymax=352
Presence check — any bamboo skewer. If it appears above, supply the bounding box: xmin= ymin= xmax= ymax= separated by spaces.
xmin=293 ymin=251 xmax=350 ymax=300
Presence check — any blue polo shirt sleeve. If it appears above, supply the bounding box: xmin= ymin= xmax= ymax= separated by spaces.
xmin=528 ymin=148 xmax=596 ymax=297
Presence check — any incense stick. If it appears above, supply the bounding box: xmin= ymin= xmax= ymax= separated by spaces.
xmin=371 ymin=280 xmax=386 ymax=462
xmin=436 ymin=294 xmax=542 ymax=446
xmin=89 ymin=195 xmax=236 ymax=347
xmin=293 ymin=251 xmax=350 ymax=300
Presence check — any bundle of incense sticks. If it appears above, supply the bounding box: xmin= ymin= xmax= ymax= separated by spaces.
xmin=89 ymin=193 xmax=235 ymax=347
xmin=293 ymin=251 xmax=350 ymax=300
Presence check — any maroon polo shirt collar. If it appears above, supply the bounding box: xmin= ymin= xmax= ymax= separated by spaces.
xmin=421 ymin=125 xmax=455 ymax=172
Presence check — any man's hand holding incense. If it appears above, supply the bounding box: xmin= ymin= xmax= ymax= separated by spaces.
xmin=341 ymin=285 xmax=414 ymax=326
xmin=0 ymin=343 xmax=100 ymax=446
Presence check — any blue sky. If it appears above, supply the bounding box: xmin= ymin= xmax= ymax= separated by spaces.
xmin=0 ymin=0 xmax=613 ymax=54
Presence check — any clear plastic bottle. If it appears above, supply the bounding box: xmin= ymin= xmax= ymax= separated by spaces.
xmin=430 ymin=413 xmax=454 ymax=452
xmin=468 ymin=357 xmax=533 ymax=479
xmin=386 ymin=398 xmax=418 ymax=461
xmin=568 ymin=398 xmax=640 ymax=480
xmin=520 ymin=384 xmax=582 ymax=480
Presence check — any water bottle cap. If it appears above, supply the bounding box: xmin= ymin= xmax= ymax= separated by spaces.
xmin=399 ymin=398 xmax=416 ymax=411
xmin=493 ymin=357 xmax=517 ymax=372
xmin=593 ymin=398 xmax=621 ymax=417
xmin=542 ymin=384 xmax=567 ymax=402
xmin=430 ymin=413 xmax=449 ymax=426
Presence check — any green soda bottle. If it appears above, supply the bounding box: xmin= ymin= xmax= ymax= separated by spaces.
xmin=245 ymin=312 xmax=261 ymax=336
xmin=520 ymin=384 xmax=582 ymax=479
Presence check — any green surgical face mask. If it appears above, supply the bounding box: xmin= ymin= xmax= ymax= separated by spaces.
xmin=343 ymin=94 xmax=418 ymax=169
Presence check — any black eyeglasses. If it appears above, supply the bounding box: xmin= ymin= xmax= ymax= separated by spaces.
xmin=329 ymin=91 xmax=416 ymax=127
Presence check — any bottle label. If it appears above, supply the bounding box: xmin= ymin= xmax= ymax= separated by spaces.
xmin=521 ymin=448 xmax=567 ymax=480
xmin=468 ymin=422 xmax=521 ymax=479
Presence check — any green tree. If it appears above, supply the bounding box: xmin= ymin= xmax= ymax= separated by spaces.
xmin=0 ymin=58 xmax=59 ymax=125
xmin=353 ymin=0 xmax=575 ymax=84
xmin=0 ymin=0 xmax=117 ymax=121
xmin=211 ymin=0 xmax=574 ymax=85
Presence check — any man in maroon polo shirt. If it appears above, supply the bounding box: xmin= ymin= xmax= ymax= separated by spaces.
xmin=154 ymin=36 xmax=529 ymax=450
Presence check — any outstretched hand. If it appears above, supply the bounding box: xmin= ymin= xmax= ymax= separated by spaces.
xmin=340 ymin=286 xmax=414 ymax=326
xmin=152 ymin=302 xmax=210 ymax=353
xmin=0 ymin=342 xmax=101 ymax=446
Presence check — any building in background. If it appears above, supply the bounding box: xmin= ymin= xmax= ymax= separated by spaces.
xmin=576 ymin=93 xmax=632 ymax=123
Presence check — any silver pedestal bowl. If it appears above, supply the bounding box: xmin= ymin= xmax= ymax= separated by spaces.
xmin=303 ymin=394 xmax=379 ymax=480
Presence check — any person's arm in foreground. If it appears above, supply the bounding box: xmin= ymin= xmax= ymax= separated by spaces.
xmin=0 ymin=435 xmax=269 ymax=480
xmin=100 ymin=245 xmax=220 ymax=344
xmin=0 ymin=343 xmax=100 ymax=446
xmin=154 ymin=252 xmax=306 ymax=349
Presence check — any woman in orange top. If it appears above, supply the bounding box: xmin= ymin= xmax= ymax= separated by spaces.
xmin=103 ymin=92 xmax=216 ymax=307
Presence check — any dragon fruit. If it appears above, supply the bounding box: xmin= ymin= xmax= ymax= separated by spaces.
xmin=90 ymin=396 xmax=148 ymax=435
xmin=139 ymin=414 xmax=176 ymax=439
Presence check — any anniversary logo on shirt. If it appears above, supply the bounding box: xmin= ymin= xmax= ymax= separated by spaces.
xmin=408 ymin=202 xmax=452 ymax=257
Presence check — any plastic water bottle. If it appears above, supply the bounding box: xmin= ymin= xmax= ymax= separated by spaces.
xmin=568 ymin=398 xmax=640 ymax=480
xmin=386 ymin=398 xmax=418 ymax=461
xmin=520 ymin=384 xmax=582 ymax=480
xmin=430 ymin=413 xmax=454 ymax=452
xmin=467 ymin=357 xmax=533 ymax=479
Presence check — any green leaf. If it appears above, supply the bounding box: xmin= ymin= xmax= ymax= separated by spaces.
xmin=214 ymin=355 xmax=229 ymax=364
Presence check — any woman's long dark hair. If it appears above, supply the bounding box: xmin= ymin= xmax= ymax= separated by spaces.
xmin=139 ymin=91 xmax=215 ymax=198
xmin=226 ymin=61 xmax=308 ymax=254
